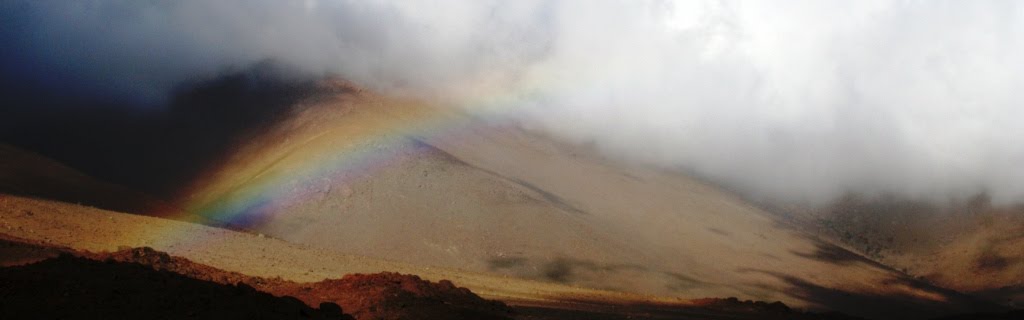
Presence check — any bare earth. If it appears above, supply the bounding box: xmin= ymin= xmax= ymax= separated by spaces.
xmin=0 ymin=82 xmax=1017 ymax=319
xmin=171 ymin=84 xmax=996 ymax=319
xmin=0 ymin=195 xmax=849 ymax=319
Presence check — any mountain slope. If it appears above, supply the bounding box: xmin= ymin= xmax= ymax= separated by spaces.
xmin=0 ymin=194 xmax=624 ymax=304
xmin=0 ymin=144 xmax=183 ymax=216
xmin=0 ymin=207 xmax=886 ymax=320
xmin=177 ymin=83 xmax=997 ymax=319
xmin=776 ymin=197 xmax=1024 ymax=308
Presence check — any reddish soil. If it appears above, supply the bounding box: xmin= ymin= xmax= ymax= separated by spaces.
xmin=283 ymin=273 xmax=513 ymax=320
xmin=1 ymin=240 xmax=512 ymax=320
xmin=93 ymin=246 xmax=514 ymax=319
xmin=0 ymin=253 xmax=348 ymax=319
xmin=4 ymin=239 xmax=1013 ymax=320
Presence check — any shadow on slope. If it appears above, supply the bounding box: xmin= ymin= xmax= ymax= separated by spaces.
xmin=0 ymin=62 xmax=339 ymax=199
xmin=0 ymin=144 xmax=182 ymax=216
xmin=0 ymin=238 xmax=515 ymax=320
xmin=741 ymin=242 xmax=1005 ymax=320
xmin=0 ymin=253 xmax=350 ymax=320
xmin=0 ymin=238 xmax=870 ymax=320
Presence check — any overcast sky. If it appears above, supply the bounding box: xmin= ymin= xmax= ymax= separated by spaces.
xmin=2 ymin=0 xmax=1022 ymax=205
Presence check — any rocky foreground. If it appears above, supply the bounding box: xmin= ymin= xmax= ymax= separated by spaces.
xmin=0 ymin=240 xmax=513 ymax=319
xmin=0 ymin=238 xmax=897 ymax=320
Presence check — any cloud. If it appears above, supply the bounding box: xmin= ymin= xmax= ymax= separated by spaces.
xmin=2 ymin=0 xmax=1022 ymax=204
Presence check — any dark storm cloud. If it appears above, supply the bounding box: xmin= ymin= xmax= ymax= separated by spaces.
xmin=0 ymin=63 xmax=326 ymax=196
xmin=2 ymin=1 xmax=1022 ymax=205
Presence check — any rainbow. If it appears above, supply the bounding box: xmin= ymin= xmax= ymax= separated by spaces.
xmin=134 ymin=74 xmax=558 ymax=248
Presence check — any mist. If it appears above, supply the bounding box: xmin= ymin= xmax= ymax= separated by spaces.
xmin=2 ymin=0 xmax=1023 ymax=205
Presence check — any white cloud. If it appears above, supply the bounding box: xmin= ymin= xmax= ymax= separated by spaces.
xmin=5 ymin=0 xmax=1023 ymax=204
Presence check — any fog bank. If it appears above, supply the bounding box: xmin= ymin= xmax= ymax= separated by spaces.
xmin=2 ymin=0 xmax=1022 ymax=204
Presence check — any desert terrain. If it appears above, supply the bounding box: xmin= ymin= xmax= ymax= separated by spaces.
xmin=0 ymin=195 xmax=854 ymax=319
xmin=4 ymin=2 xmax=1024 ymax=319
xmin=1 ymin=82 xmax=1021 ymax=319
xmin=770 ymin=195 xmax=1024 ymax=308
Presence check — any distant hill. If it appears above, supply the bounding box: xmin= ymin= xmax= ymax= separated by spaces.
xmin=770 ymin=195 xmax=1024 ymax=308
xmin=0 ymin=143 xmax=183 ymax=217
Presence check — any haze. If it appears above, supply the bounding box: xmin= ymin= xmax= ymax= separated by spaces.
xmin=3 ymin=0 xmax=1022 ymax=204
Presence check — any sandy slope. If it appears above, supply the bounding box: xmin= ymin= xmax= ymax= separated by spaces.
xmin=873 ymin=215 xmax=1024 ymax=308
xmin=0 ymin=194 xmax=668 ymax=306
xmin=898 ymin=220 xmax=1024 ymax=307
xmin=776 ymin=197 xmax=1024 ymax=308
xmin=174 ymin=84 xmax=993 ymax=319
xmin=0 ymin=234 xmax=873 ymax=320
xmin=0 ymin=81 xmax=1009 ymax=318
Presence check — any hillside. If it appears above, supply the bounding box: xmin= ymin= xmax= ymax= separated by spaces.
xmin=173 ymin=83 xmax=997 ymax=319
xmin=0 ymin=195 xmax=872 ymax=319
xmin=771 ymin=196 xmax=1024 ymax=308
xmin=0 ymin=144 xmax=183 ymax=216
xmin=0 ymin=81 xmax=1012 ymax=319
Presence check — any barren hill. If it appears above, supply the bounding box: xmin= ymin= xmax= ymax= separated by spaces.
xmin=0 ymin=195 xmax=870 ymax=319
xmin=0 ymin=81 xmax=1012 ymax=319
xmin=172 ymin=82 xmax=996 ymax=319
xmin=0 ymin=144 xmax=182 ymax=216
xmin=772 ymin=196 xmax=1024 ymax=308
